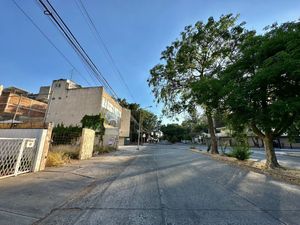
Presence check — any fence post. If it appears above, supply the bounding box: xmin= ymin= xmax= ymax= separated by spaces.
xmin=79 ymin=128 xmax=95 ymax=160
xmin=14 ymin=139 xmax=26 ymax=176
xmin=39 ymin=123 xmax=53 ymax=171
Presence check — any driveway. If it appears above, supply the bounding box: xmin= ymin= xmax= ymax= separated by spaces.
xmin=0 ymin=144 xmax=299 ymax=225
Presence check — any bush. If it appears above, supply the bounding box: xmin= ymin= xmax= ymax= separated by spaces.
xmin=227 ymin=146 xmax=252 ymax=160
xmin=46 ymin=151 xmax=69 ymax=167
xmin=50 ymin=145 xmax=79 ymax=159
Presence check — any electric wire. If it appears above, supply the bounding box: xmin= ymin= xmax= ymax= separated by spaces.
xmin=11 ymin=0 xmax=92 ymax=86
xmin=37 ymin=0 xmax=118 ymax=98
xmin=75 ymin=0 xmax=136 ymax=102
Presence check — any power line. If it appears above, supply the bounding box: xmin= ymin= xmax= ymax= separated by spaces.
xmin=75 ymin=0 xmax=136 ymax=102
xmin=11 ymin=0 xmax=92 ymax=86
xmin=37 ymin=0 xmax=118 ymax=98
xmin=36 ymin=0 xmax=110 ymax=91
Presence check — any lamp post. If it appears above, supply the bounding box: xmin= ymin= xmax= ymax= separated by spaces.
xmin=137 ymin=105 xmax=152 ymax=150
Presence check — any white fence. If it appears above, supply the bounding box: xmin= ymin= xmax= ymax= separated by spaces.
xmin=0 ymin=138 xmax=37 ymax=179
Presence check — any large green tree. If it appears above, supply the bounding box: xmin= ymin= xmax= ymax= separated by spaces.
xmin=220 ymin=21 xmax=300 ymax=168
xmin=118 ymin=98 xmax=160 ymax=142
xmin=161 ymin=123 xmax=190 ymax=143
xmin=148 ymin=14 xmax=248 ymax=154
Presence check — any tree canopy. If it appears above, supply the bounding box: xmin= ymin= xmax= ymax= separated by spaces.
xmin=148 ymin=14 xmax=249 ymax=153
xmin=161 ymin=124 xmax=191 ymax=143
xmin=118 ymin=98 xmax=161 ymax=142
xmin=223 ymin=21 xmax=300 ymax=168
xmin=192 ymin=20 xmax=300 ymax=168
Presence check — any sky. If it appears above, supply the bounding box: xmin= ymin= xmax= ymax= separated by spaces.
xmin=0 ymin=0 xmax=299 ymax=124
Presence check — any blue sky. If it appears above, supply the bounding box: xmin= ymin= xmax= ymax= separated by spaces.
xmin=1 ymin=0 xmax=299 ymax=123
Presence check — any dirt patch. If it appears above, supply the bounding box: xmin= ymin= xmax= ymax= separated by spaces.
xmin=193 ymin=149 xmax=300 ymax=186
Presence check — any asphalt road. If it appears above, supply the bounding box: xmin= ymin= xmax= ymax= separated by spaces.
xmin=1 ymin=144 xmax=300 ymax=225
xmin=39 ymin=145 xmax=300 ymax=225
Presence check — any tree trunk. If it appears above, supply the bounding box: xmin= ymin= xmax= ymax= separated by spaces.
xmin=263 ymin=135 xmax=280 ymax=169
xmin=206 ymin=110 xmax=218 ymax=154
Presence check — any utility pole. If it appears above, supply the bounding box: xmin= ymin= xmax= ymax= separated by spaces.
xmin=137 ymin=106 xmax=152 ymax=150
xmin=137 ymin=111 xmax=142 ymax=150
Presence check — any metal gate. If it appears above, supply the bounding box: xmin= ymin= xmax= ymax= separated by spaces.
xmin=0 ymin=138 xmax=37 ymax=179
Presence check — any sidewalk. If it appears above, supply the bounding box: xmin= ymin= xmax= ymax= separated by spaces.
xmin=0 ymin=150 xmax=136 ymax=225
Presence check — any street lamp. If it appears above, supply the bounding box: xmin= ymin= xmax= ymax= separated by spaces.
xmin=137 ymin=105 xmax=152 ymax=150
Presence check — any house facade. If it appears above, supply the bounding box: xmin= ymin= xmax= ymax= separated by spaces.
xmin=45 ymin=79 xmax=130 ymax=146
xmin=0 ymin=86 xmax=47 ymax=123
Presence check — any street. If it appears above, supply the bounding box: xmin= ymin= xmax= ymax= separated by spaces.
xmin=1 ymin=144 xmax=300 ymax=225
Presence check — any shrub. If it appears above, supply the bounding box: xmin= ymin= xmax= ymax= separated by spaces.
xmin=52 ymin=124 xmax=82 ymax=145
xmin=227 ymin=146 xmax=252 ymax=160
xmin=50 ymin=145 xmax=79 ymax=159
xmin=46 ymin=151 xmax=69 ymax=167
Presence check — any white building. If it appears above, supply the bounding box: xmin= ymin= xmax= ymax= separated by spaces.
xmin=45 ymin=79 xmax=130 ymax=146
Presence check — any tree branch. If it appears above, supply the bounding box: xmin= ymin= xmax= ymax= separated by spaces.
xmin=251 ymin=122 xmax=265 ymax=138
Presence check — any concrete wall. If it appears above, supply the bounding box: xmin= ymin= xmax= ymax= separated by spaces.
xmin=39 ymin=124 xmax=53 ymax=170
xmin=36 ymin=86 xmax=51 ymax=103
xmin=0 ymin=128 xmax=50 ymax=172
xmin=119 ymin=108 xmax=131 ymax=139
xmin=101 ymin=89 xmax=122 ymax=128
xmin=79 ymin=128 xmax=95 ymax=160
xmin=46 ymin=80 xmax=103 ymax=126
xmin=103 ymin=127 xmax=119 ymax=148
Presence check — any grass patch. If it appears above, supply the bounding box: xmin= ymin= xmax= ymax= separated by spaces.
xmin=46 ymin=151 xmax=69 ymax=167
xmin=46 ymin=146 xmax=80 ymax=167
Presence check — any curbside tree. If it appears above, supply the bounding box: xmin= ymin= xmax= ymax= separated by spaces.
xmin=220 ymin=21 xmax=300 ymax=168
xmin=148 ymin=14 xmax=248 ymax=154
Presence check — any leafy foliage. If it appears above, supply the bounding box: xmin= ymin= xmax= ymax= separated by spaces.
xmin=148 ymin=14 xmax=249 ymax=153
xmin=118 ymin=98 xmax=161 ymax=142
xmin=53 ymin=123 xmax=82 ymax=136
xmin=160 ymin=124 xmax=191 ymax=143
xmin=227 ymin=146 xmax=252 ymax=161
xmin=52 ymin=124 xmax=82 ymax=145
xmin=81 ymin=114 xmax=105 ymax=136
xmin=222 ymin=21 xmax=300 ymax=138
xmin=220 ymin=20 xmax=300 ymax=167
xmin=148 ymin=14 xmax=248 ymax=115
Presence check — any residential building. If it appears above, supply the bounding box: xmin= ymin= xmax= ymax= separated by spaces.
xmin=36 ymin=86 xmax=51 ymax=103
xmin=0 ymin=86 xmax=47 ymax=122
xmin=45 ymin=79 xmax=130 ymax=146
